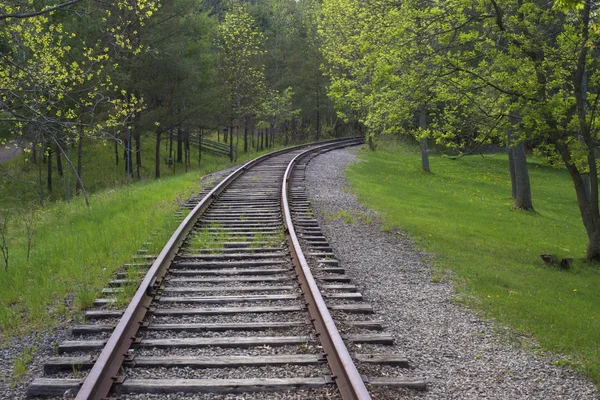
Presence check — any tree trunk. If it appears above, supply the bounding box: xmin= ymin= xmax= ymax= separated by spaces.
xmin=38 ymin=151 xmax=44 ymax=206
xmin=198 ymin=129 xmax=202 ymax=166
xmin=177 ymin=128 xmax=183 ymax=163
xmin=265 ymin=128 xmax=268 ymax=149
xmin=586 ymin=229 xmax=600 ymax=260
xmin=244 ymin=124 xmax=248 ymax=153
xmin=507 ymin=112 xmax=534 ymax=211
xmin=56 ymin=142 xmax=63 ymax=177
xmin=114 ymin=138 xmax=119 ymax=166
xmin=135 ymin=131 xmax=141 ymax=179
xmin=513 ymin=142 xmax=534 ymax=210
xmin=582 ymin=174 xmax=592 ymax=201
xmin=75 ymin=133 xmax=83 ymax=195
xmin=169 ymin=128 xmax=173 ymax=162
xmin=418 ymin=105 xmax=431 ymax=173
xmin=508 ymin=144 xmax=517 ymax=199
xmin=184 ymin=131 xmax=190 ymax=172
xmin=155 ymin=130 xmax=161 ymax=179
xmin=557 ymin=142 xmax=600 ymax=259
xmin=271 ymin=128 xmax=274 ymax=148
xmin=124 ymin=132 xmax=132 ymax=178
xmin=229 ymin=126 xmax=233 ymax=162
xmin=47 ymin=145 xmax=52 ymax=192
xmin=316 ymin=86 xmax=321 ymax=141
xmin=235 ymin=126 xmax=239 ymax=161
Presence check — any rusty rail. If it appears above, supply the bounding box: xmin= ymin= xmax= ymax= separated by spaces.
xmin=281 ymin=138 xmax=371 ymax=400
xmin=75 ymin=137 xmax=362 ymax=400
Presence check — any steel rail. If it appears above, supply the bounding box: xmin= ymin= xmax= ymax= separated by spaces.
xmin=75 ymin=137 xmax=361 ymax=400
xmin=281 ymin=138 xmax=371 ymax=400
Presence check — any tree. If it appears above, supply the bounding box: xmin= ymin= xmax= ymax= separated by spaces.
xmin=0 ymin=0 xmax=158 ymax=204
xmin=218 ymin=3 xmax=266 ymax=157
xmin=434 ymin=0 xmax=597 ymax=256
xmin=319 ymin=0 xmax=441 ymax=170
xmin=258 ymin=86 xmax=300 ymax=145
xmin=290 ymin=0 xmax=334 ymax=141
xmin=319 ymin=0 xmax=600 ymax=258
xmin=123 ymin=0 xmax=219 ymax=178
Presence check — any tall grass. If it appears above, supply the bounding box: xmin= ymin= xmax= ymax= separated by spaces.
xmin=346 ymin=138 xmax=600 ymax=386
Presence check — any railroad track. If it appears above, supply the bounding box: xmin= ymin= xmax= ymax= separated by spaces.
xmin=27 ymin=138 xmax=425 ymax=399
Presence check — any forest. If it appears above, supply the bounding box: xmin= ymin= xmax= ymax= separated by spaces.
xmin=2 ymin=0 xmax=599 ymax=261
xmin=0 ymin=0 xmax=340 ymax=205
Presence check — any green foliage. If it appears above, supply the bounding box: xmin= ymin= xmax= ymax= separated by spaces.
xmin=319 ymin=0 xmax=600 ymax=258
xmin=347 ymin=140 xmax=600 ymax=386
xmin=258 ymin=86 xmax=300 ymax=133
xmin=130 ymin=1 xmax=220 ymax=135
xmin=0 ymin=1 xmax=158 ymax=150
xmin=218 ymin=4 xmax=267 ymax=125
xmin=73 ymin=284 xmax=96 ymax=312
xmin=325 ymin=209 xmax=354 ymax=224
xmin=0 ymin=157 xmax=245 ymax=337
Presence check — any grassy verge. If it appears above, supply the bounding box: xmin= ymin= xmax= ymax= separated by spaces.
xmin=0 ymin=139 xmax=288 ymax=340
xmin=346 ymin=138 xmax=600 ymax=386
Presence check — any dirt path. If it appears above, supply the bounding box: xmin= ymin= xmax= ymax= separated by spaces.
xmin=0 ymin=143 xmax=22 ymax=164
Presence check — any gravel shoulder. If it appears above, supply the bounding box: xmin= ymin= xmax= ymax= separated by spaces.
xmin=305 ymin=146 xmax=599 ymax=399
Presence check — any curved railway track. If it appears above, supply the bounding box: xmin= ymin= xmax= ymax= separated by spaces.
xmin=27 ymin=138 xmax=425 ymax=400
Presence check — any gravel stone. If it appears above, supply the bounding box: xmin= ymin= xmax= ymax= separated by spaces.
xmin=120 ymin=388 xmax=340 ymax=400
xmin=151 ymin=300 xmax=302 ymax=309
xmin=0 ymin=327 xmax=70 ymax=400
xmin=148 ymin=312 xmax=307 ymax=325
xmin=123 ymin=365 xmax=331 ymax=380
xmin=131 ymin=343 xmax=323 ymax=358
xmin=140 ymin=327 xmax=315 ymax=339
xmin=305 ymin=146 xmax=599 ymax=399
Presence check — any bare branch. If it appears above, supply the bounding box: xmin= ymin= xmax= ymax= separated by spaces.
xmin=0 ymin=0 xmax=85 ymax=20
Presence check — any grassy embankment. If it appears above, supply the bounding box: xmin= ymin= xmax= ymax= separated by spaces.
xmin=346 ymin=139 xmax=600 ymax=386
xmin=0 ymin=135 xmax=286 ymax=340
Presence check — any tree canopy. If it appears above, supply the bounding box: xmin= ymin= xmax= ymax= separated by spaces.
xmin=2 ymin=0 xmax=600 ymax=258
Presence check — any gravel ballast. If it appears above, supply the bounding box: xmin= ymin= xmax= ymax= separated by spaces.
xmin=305 ymin=146 xmax=599 ymax=399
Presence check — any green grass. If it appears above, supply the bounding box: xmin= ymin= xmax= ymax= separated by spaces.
xmin=0 ymin=174 xmax=201 ymax=337
xmin=189 ymin=222 xmax=226 ymax=253
xmin=0 ymin=136 xmax=290 ymax=339
xmin=346 ymin=138 xmax=600 ymax=386
xmin=11 ymin=345 xmax=35 ymax=386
